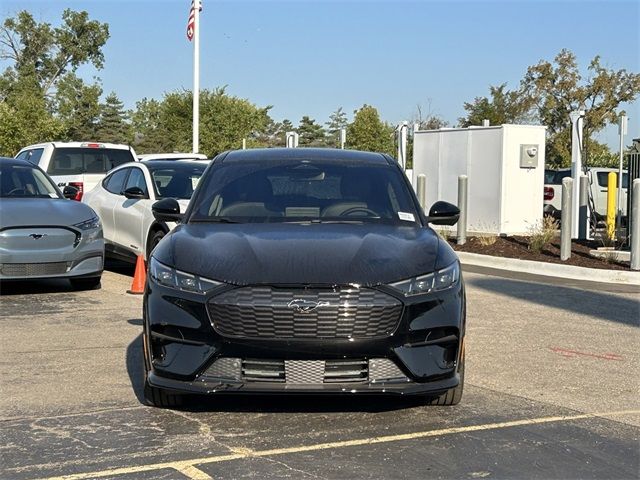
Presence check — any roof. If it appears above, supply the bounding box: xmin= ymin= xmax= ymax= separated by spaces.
xmin=16 ymin=142 xmax=133 ymax=151
xmin=143 ymin=160 xmax=208 ymax=170
xmin=0 ymin=157 xmax=36 ymax=167
xmin=220 ymin=148 xmax=393 ymax=165
xmin=139 ymin=153 xmax=208 ymax=161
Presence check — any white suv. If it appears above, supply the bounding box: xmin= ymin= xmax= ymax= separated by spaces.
xmin=15 ymin=142 xmax=138 ymax=201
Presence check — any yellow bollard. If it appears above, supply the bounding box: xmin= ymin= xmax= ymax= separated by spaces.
xmin=606 ymin=172 xmax=617 ymax=241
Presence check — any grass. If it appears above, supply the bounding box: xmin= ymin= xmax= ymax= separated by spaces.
xmin=527 ymin=215 xmax=559 ymax=253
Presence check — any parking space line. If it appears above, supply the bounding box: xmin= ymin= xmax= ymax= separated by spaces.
xmin=174 ymin=465 xmax=214 ymax=480
xmin=38 ymin=409 xmax=640 ymax=480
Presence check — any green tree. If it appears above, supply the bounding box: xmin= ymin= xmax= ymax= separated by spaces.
xmin=131 ymin=87 xmax=272 ymax=156
xmin=458 ymin=83 xmax=531 ymax=127
xmin=325 ymin=107 xmax=348 ymax=147
xmin=0 ymin=9 xmax=109 ymax=96
xmin=346 ymin=105 xmax=394 ymax=156
xmin=297 ymin=116 xmax=326 ymax=146
xmin=131 ymin=97 xmax=170 ymax=153
xmin=0 ymin=81 xmax=64 ymax=156
xmin=0 ymin=9 xmax=109 ymax=152
xmin=54 ymin=73 xmax=102 ymax=140
xmin=522 ymin=49 xmax=640 ymax=167
xmin=96 ymin=92 xmax=132 ymax=143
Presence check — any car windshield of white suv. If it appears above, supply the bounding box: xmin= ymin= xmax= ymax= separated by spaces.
xmin=190 ymin=160 xmax=419 ymax=225
xmin=0 ymin=164 xmax=61 ymax=198
xmin=48 ymin=148 xmax=135 ymax=175
xmin=150 ymin=165 xmax=206 ymax=200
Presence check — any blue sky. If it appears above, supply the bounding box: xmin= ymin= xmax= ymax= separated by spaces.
xmin=2 ymin=0 xmax=638 ymax=148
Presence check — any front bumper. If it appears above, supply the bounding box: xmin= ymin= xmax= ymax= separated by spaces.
xmin=143 ymin=278 xmax=466 ymax=396
xmin=0 ymin=226 xmax=104 ymax=280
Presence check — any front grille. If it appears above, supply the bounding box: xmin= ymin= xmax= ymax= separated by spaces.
xmin=0 ymin=262 xmax=69 ymax=277
xmin=203 ymin=357 xmax=409 ymax=384
xmin=207 ymin=286 xmax=402 ymax=339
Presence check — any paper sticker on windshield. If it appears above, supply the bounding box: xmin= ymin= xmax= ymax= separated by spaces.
xmin=398 ymin=212 xmax=415 ymax=222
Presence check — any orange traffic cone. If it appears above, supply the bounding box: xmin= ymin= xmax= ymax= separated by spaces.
xmin=127 ymin=255 xmax=147 ymax=295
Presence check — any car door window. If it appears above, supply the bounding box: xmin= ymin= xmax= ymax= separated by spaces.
xmin=104 ymin=168 xmax=130 ymax=195
xmin=124 ymin=168 xmax=148 ymax=196
xmin=15 ymin=149 xmax=44 ymax=165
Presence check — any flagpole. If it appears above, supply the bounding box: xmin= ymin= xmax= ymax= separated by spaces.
xmin=192 ymin=1 xmax=200 ymax=154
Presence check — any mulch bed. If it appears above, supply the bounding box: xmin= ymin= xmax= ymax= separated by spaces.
xmin=447 ymin=235 xmax=630 ymax=271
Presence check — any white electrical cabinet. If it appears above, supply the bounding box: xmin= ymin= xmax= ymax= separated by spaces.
xmin=412 ymin=124 xmax=546 ymax=235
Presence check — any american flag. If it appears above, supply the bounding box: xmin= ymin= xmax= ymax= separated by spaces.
xmin=186 ymin=0 xmax=202 ymax=41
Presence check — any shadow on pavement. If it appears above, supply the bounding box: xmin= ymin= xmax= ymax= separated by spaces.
xmin=126 ymin=331 xmax=146 ymax=405
xmin=467 ymin=276 xmax=640 ymax=327
xmin=0 ymin=278 xmax=74 ymax=296
xmin=105 ymin=258 xmax=136 ymax=277
xmin=125 ymin=329 xmax=427 ymax=414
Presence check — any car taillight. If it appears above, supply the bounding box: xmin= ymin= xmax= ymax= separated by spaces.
xmin=69 ymin=182 xmax=84 ymax=201
xmin=544 ymin=186 xmax=554 ymax=201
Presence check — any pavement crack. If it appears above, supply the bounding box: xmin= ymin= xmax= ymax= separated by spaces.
xmin=29 ymin=419 xmax=98 ymax=450
xmin=168 ymin=410 xmax=238 ymax=454
xmin=260 ymin=456 xmax=327 ymax=479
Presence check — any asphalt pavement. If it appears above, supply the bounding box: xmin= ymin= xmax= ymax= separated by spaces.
xmin=0 ymin=264 xmax=638 ymax=479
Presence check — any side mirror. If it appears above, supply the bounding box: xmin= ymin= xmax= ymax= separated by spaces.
xmin=152 ymin=198 xmax=183 ymax=223
xmin=426 ymin=201 xmax=460 ymax=226
xmin=62 ymin=186 xmax=79 ymax=199
xmin=123 ymin=186 xmax=148 ymax=199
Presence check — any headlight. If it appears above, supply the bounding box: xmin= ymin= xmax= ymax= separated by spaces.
xmin=149 ymin=257 xmax=223 ymax=294
xmin=73 ymin=216 xmax=101 ymax=231
xmin=388 ymin=262 xmax=459 ymax=296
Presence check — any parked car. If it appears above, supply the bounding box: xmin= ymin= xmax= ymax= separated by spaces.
xmin=143 ymin=148 xmax=465 ymax=408
xmin=138 ymin=153 xmax=208 ymax=162
xmin=0 ymin=157 xmax=104 ymax=289
xmin=15 ymin=142 xmax=138 ymax=201
xmin=543 ymin=167 xmax=628 ymax=220
xmin=83 ymin=160 xmax=207 ymax=262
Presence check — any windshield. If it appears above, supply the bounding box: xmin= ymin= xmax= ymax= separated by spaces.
xmin=150 ymin=165 xmax=206 ymax=200
xmin=190 ymin=160 xmax=420 ymax=225
xmin=0 ymin=163 xmax=61 ymax=198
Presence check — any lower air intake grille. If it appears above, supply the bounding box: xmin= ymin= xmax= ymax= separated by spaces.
xmin=242 ymin=359 xmax=285 ymax=382
xmin=324 ymin=359 xmax=368 ymax=383
xmin=203 ymin=357 xmax=409 ymax=385
xmin=0 ymin=262 xmax=68 ymax=277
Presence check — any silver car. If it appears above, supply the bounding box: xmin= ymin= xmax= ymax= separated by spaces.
xmin=0 ymin=157 xmax=104 ymax=289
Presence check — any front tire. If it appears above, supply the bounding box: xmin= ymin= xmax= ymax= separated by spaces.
xmin=427 ymin=354 xmax=465 ymax=406
xmin=143 ymin=381 xmax=184 ymax=409
xmin=147 ymin=229 xmax=166 ymax=256
xmin=142 ymin=332 xmax=184 ymax=409
xmin=70 ymin=276 xmax=101 ymax=290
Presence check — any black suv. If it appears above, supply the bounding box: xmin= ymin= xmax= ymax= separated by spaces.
xmin=143 ymin=148 xmax=465 ymax=408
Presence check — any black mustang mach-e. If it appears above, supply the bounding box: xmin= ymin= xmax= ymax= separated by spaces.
xmin=143 ymin=148 xmax=465 ymax=408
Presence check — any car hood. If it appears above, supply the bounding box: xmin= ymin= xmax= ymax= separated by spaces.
xmin=0 ymin=198 xmax=97 ymax=229
xmin=156 ymin=223 xmax=441 ymax=286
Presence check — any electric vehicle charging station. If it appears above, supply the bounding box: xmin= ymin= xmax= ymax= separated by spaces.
xmin=412 ymin=124 xmax=546 ymax=235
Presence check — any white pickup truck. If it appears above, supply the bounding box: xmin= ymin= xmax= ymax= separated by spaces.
xmin=543 ymin=167 xmax=629 ymax=220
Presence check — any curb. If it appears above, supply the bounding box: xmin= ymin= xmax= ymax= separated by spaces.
xmin=456 ymin=252 xmax=640 ymax=287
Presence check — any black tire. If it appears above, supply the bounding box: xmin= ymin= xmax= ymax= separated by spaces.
xmin=70 ymin=276 xmax=101 ymax=291
xmin=147 ymin=229 xmax=165 ymax=256
xmin=426 ymin=354 xmax=465 ymax=406
xmin=142 ymin=333 xmax=183 ymax=409
xmin=143 ymin=380 xmax=184 ymax=409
